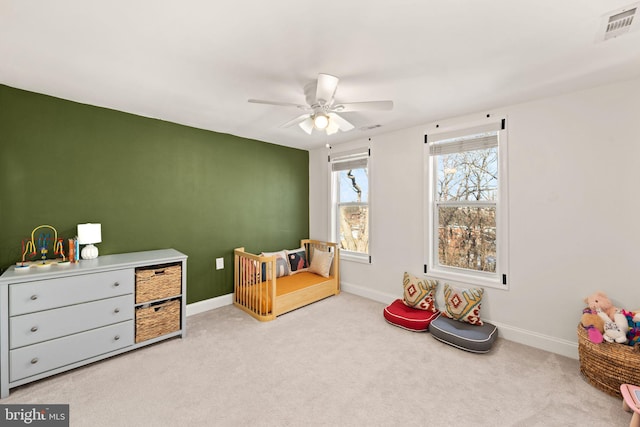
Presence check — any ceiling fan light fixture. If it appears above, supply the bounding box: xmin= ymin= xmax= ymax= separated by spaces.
xmin=298 ymin=117 xmax=314 ymax=134
xmin=313 ymin=113 xmax=329 ymax=130
xmin=326 ymin=120 xmax=340 ymax=135
xmin=250 ymin=73 xmax=393 ymax=136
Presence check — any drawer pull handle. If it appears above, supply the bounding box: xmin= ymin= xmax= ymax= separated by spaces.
xmin=114 ymin=308 xmax=120 ymax=314
xmin=114 ymin=335 xmax=120 ymax=341
xmin=114 ymin=282 xmax=120 ymax=287
xmin=31 ymin=358 xmax=38 ymax=364
xmin=30 ymin=326 xmax=38 ymax=333
xmin=30 ymin=295 xmax=38 ymax=301
xmin=154 ymin=269 xmax=166 ymax=275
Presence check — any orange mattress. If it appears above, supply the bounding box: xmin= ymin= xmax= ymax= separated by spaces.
xmin=237 ymin=272 xmax=333 ymax=314
xmin=274 ymin=272 xmax=332 ymax=296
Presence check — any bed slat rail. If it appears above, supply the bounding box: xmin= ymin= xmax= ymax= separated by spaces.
xmin=233 ymin=248 xmax=276 ymax=321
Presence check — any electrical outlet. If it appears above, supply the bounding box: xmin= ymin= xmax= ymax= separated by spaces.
xmin=216 ymin=257 xmax=224 ymax=270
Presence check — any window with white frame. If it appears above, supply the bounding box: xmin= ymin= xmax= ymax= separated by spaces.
xmin=425 ymin=118 xmax=508 ymax=288
xmin=330 ymin=148 xmax=371 ymax=263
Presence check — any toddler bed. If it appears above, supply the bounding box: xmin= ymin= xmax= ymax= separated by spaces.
xmin=234 ymin=239 xmax=340 ymax=321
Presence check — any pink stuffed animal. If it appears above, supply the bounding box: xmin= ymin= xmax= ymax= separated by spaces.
xmin=585 ymin=291 xmax=629 ymax=344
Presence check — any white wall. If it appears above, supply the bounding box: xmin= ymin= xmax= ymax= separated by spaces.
xmin=309 ymin=76 xmax=640 ymax=358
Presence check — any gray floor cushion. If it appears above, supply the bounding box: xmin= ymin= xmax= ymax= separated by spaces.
xmin=429 ymin=314 xmax=497 ymax=353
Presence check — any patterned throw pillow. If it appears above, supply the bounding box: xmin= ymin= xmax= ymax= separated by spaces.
xmin=261 ymin=251 xmax=290 ymax=278
xmin=441 ymin=284 xmax=484 ymax=325
xmin=286 ymin=247 xmax=308 ymax=275
xmin=402 ymin=272 xmax=438 ymax=312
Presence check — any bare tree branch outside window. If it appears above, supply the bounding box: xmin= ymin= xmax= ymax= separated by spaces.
xmin=436 ymin=147 xmax=497 ymax=273
xmin=338 ymin=168 xmax=368 ymax=253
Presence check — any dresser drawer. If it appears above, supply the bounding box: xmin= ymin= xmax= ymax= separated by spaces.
xmin=9 ymin=269 xmax=134 ymax=316
xmin=10 ymin=320 xmax=133 ymax=382
xmin=10 ymin=294 xmax=134 ymax=349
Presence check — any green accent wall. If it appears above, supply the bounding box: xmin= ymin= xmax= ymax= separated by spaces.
xmin=0 ymin=85 xmax=309 ymax=304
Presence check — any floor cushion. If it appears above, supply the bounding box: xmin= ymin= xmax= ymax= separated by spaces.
xmin=429 ymin=314 xmax=498 ymax=353
xmin=383 ymin=299 xmax=439 ymax=332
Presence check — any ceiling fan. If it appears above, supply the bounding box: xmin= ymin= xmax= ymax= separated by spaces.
xmin=248 ymin=73 xmax=393 ymax=135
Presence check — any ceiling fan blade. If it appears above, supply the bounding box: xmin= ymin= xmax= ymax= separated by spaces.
xmin=333 ymin=100 xmax=394 ymax=112
xmin=328 ymin=113 xmax=355 ymax=132
xmin=248 ymin=99 xmax=309 ymax=110
xmin=281 ymin=114 xmax=311 ymax=128
xmin=298 ymin=117 xmax=314 ymax=135
xmin=315 ymin=74 xmax=339 ymax=105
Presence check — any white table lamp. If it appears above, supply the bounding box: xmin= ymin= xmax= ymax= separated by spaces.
xmin=77 ymin=223 xmax=102 ymax=260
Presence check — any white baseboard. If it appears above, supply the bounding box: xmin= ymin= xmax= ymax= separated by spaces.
xmin=186 ymin=283 xmax=580 ymax=360
xmin=186 ymin=293 xmax=233 ymax=317
xmin=490 ymin=322 xmax=578 ymax=359
xmin=341 ymin=280 xmax=579 ymax=360
xmin=341 ymin=281 xmax=397 ymax=305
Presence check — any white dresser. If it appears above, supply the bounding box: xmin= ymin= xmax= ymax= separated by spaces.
xmin=0 ymin=249 xmax=187 ymax=398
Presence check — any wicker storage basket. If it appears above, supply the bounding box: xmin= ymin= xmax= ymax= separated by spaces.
xmin=577 ymin=324 xmax=640 ymax=397
xmin=135 ymin=299 xmax=181 ymax=343
xmin=135 ymin=263 xmax=181 ymax=303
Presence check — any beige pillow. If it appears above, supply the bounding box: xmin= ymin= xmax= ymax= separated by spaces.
xmin=308 ymin=249 xmax=334 ymax=278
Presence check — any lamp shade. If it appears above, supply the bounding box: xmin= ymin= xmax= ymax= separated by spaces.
xmin=77 ymin=223 xmax=102 ymax=245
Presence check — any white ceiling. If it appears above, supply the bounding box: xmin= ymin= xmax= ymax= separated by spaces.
xmin=2 ymin=0 xmax=640 ymax=150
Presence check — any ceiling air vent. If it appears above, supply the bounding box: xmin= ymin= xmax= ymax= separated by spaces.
xmin=598 ymin=3 xmax=639 ymax=41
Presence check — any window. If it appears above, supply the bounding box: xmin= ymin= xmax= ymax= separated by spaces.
xmin=330 ymin=148 xmax=371 ymax=263
xmin=425 ymin=118 xmax=508 ymax=288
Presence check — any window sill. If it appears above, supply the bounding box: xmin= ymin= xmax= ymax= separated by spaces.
xmin=426 ymin=268 xmax=508 ymax=290
xmin=339 ymin=251 xmax=371 ymax=264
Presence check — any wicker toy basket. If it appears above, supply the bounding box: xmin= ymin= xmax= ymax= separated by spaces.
xmin=135 ymin=263 xmax=182 ymax=303
xmin=577 ymin=324 xmax=640 ymax=397
xmin=135 ymin=298 xmax=181 ymax=343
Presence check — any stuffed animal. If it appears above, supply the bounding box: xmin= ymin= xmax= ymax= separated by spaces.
xmin=623 ymin=309 xmax=640 ymax=347
xmin=581 ymin=307 xmax=605 ymax=343
xmin=585 ymin=291 xmax=629 ymax=344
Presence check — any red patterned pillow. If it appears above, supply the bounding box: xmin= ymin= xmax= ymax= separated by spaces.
xmin=441 ymin=284 xmax=484 ymax=325
xmin=402 ymin=272 xmax=438 ymax=312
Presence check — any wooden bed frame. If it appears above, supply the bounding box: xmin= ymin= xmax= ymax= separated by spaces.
xmin=233 ymin=239 xmax=340 ymax=321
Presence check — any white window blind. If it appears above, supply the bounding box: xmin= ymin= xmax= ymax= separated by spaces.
xmin=429 ymin=132 xmax=498 ymax=156
xmin=331 ymin=157 xmax=368 ymax=172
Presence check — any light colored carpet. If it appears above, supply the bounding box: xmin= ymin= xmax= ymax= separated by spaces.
xmin=2 ymin=293 xmax=630 ymax=426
